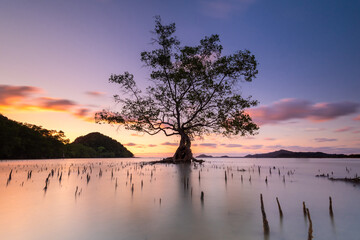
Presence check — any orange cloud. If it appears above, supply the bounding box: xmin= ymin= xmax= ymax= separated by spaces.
xmin=0 ymin=85 xmax=42 ymax=105
xmin=85 ymin=91 xmax=106 ymax=97
xmin=1 ymin=84 xmax=96 ymax=122
xmin=36 ymin=97 xmax=77 ymax=111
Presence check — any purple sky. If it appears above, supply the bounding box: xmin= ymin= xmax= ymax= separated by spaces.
xmin=1 ymin=0 xmax=359 ymax=156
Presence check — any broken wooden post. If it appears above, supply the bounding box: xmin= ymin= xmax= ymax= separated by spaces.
xmin=225 ymin=171 xmax=227 ymax=182
xmin=329 ymin=196 xmax=333 ymax=217
xmin=303 ymin=201 xmax=307 ymax=216
xmin=260 ymin=194 xmax=270 ymax=234
xmin=6 ymin=170 xmax=12 ymax=185
xmin=201 ymin=191 xmax=204 ymax=201
xmin=86 ymin=173 xmax=90 ymax=184
xmin=307 ymin=208 xmax=313 ymax=240
xmin=276 ymin=197 xmax=283 ymax=218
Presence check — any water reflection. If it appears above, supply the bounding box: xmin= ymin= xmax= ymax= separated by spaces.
xmin=0 ymin=158 xmax=359 ymax=240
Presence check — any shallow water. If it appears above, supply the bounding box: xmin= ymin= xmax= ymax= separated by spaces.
xmin=0 ymin=157 xmax=359 ymax=240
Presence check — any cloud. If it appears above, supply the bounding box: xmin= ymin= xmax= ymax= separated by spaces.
xmin=199 ymin=143 xmax=217 ymax=148
xmin=0 ymin=85 xmax=41 ymax=104
xmin=314 ymin=138 xmax=337 ymax=143
xmin=248 ymin=98 xmax=359 ymax=125
xmin=85 ymin=91 xmax=106 ymax=97
xmin=354 ymin=115 xmax=360 ymax=121
xmin=264 ymin=137 xmax=276 ymax=141
xmin=0 ymin=84 xmax=96 ymax=122
xmin=304 ymin=127 xmax=326 ymax=132
xmin=225 ymin=144 xmax=243 ymax=148
xmin=353 ymin=130 xmax=360 ymax=134
xmin=148 ymin=144 xmax=157 ymax=147
xmin=36 ymin=97 xmax=76 ymax=111
xmin=243 ymin=144 xmax=263 ymax=149
xmin=74 ymin=108 xmax=92 ymax=117
xmin=125 ymin=142 xmax=137 ymax=146
xmin=334 ymin=126 xmax=354 ymax=133
xmin=245 ymin=136 xmax=256 ymax=140
xmin=161 ymin=142 xmax=178 ymax=146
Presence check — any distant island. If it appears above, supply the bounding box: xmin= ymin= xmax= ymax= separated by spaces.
xmin=244 ymin=149 xmax=360 ymax=158
xmin=196 ymin=149 xmax=360 ymax=159
xmin=196 ymin=154 xmax=214 ymax=158
xmin=0 ymin=114 xmax=133 ymax=160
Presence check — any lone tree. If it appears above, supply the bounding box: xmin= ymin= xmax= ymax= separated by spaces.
xmin=96 ymin=17 xmax=259 ymax=163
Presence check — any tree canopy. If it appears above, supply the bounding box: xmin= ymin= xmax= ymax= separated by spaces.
xmin=96 ymin=16 xmax=259 ymax=162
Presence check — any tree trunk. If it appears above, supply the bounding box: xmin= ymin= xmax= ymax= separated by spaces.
xmin=173 ymin=132 xmax=193 ymax=162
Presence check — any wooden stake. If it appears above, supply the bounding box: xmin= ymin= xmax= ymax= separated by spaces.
xmin=276 ymin=197 xmax=283 ymax=218
xmin=260 ymin=194 xmax=270 ymax=234
xmin=303 ymin=201 xmax=307 ymax=216
xmin=329 ymin=196 xmax=334 ymax=217
xmin=307 ymin=208 xmax=313 ymax=240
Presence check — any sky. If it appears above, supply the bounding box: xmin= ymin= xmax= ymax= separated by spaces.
xmin=1 ymin=0 xmax=360 ymax=157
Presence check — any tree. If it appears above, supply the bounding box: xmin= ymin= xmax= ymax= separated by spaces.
xmin=96 ymin=16 xmax=259 ymax=162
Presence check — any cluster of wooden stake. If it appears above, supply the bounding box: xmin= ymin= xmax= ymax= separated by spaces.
xmin=260 ymin=194 xmax=334 ymax=239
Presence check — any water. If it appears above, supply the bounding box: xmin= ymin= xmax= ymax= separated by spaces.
xmin=0 ymin=158 xmax=359 ymax=240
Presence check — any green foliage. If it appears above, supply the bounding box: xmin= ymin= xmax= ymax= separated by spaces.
xmin=0 ymin=114 xmax=133 ymax=159
xmin=0 ymin=114 xmax=67 ymax=159
xmin=64 ymin=143 xmax=97 ymax=158
xmin=97 ymin=16 xmax=259 ymax=141
xmin=73 ymin=132 xmax=133 ymax=158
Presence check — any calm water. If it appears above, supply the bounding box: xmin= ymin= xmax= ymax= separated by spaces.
xmin=1 ymin=157 xmax=360 ymax=240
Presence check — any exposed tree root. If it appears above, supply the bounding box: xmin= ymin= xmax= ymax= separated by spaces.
xmin=141 ymin=157 xmax=204 ymax=166
xmin=328 ymin=177 xmax=360 ymax=184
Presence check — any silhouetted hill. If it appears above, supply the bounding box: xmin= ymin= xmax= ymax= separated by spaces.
xmin=0 ymin=114 xmax=133 ymax=159
xmin=73 ymin=132 xmax=133 ymax=158
xmin=0 ymin=114 xmax=67 ymax=159
xmin=196 ymin=154 xmax=213 ymax=158
xmin=244 ymin=149 xmax=350 ymax=158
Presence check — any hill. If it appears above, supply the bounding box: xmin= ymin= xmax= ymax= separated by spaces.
xmin=196 ymin=154 xmax=213 ymax=158
xmin=0 ymin=114 xmax=133 ymax=159
xmin=0 ymin=114 xmax=67 ymax=159
xmin=244 ymin=149 xmax=353 ymax=158
xmin=72 ymin=132 xmax=133 ymax=158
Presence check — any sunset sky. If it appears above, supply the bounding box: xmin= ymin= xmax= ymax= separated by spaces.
xmin=1 ymin=0 xmax=359 ymax=157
